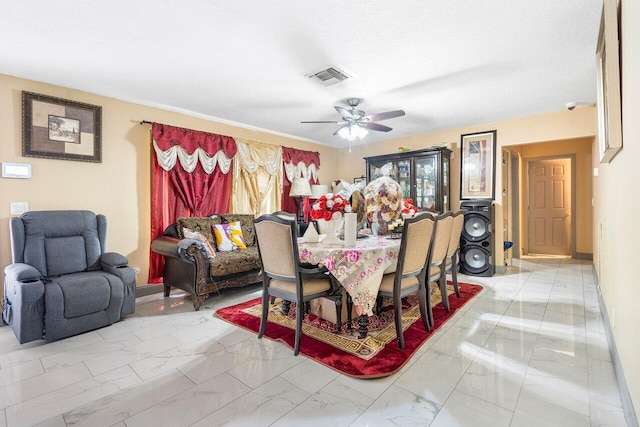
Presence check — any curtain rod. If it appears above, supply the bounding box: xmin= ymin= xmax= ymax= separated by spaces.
xmin=140 ymin=120 xmax=152 ymax=125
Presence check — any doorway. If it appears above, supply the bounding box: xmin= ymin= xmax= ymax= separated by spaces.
xmin=525 ymin=156 xmax=574 ymax=256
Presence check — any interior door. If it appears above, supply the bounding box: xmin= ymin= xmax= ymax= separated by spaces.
xmin=527 ymin=157 xmax=572 ymax=255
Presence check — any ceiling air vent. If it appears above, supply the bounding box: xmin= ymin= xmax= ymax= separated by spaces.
xmin=306 ymin=66 xmax=350 ymax=86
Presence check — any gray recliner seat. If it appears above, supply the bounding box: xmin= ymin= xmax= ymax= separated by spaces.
xmin=3 ymin=210 xmax=136 ymax=343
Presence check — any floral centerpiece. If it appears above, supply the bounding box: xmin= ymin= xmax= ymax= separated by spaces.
xmin=364 ymin=166 xmax=404 ymax=235
xmin=311 ymin=193 xmax=351 ymax=244
xmin=310 ymin=193 xmax=352 ymax=221
xmin=401 ymin=198 xmax=417 ymax=217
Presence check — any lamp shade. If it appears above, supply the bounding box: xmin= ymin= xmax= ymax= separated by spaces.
xmin=310 ymin=184 xmax=330 ymax=199
xmin=289 ymin=177 xmax=312 ymax=197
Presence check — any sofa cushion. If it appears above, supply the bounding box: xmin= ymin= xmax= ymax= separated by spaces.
xmin=177 ymin=217 xmax=221 ymax=250
xmin=221 ymin=214 xmax=256 ymax=246
xmin=55 ymin=275 xmax=111 ymax=318
xmin=213 ymin=222 xmax=247 ymax=251
xmin=209 ymin=246 xmax=261 ymax=277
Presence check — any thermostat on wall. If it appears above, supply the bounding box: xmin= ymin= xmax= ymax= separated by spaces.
xmin=2 ymin=162 xmax=31 ymax=179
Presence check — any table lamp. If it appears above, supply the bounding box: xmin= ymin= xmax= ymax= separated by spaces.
xmin=289 ymin=177 xmax=312 ymax=233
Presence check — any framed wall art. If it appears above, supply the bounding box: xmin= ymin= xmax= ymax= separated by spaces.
xmin=22 ymin=91 xmax=102 ymax=163
xmin=595 ymin=0 xmax=622 ymax=163
xmin=460 ymin=130 xmax=496 ymax=200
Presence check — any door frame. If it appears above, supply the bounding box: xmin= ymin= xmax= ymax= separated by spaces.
xmin=523 ymin=154 xmax=577 ymax=258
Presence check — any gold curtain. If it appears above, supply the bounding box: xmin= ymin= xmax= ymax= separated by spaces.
xmin=230 ymin=139 xmax=282 ymax=216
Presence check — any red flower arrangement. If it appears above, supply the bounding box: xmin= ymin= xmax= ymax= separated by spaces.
xmin=310 ymin=193 xmax=352 ymax=221
xmin=401 ymin=198 xmax=417 ymax=216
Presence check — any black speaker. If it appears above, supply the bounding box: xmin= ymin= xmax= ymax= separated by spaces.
xmin=459 ymin=200 xmax=495 ymax=277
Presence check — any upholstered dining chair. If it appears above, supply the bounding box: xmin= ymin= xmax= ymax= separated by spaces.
xmin=254 ymin=214 xmax=339 ymax=355
xmin=424 ymin=211 xmax=454 ymax=327
xmin=444 ymin=210 xmax=465 ymax=297
xmin=377 ymin=212 xmax=436 ymax=349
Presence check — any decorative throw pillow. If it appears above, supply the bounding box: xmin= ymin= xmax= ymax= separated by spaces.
xmin=213 ymin=221 xmax=247 ymax=251
xmin=183 ymin=227 xmax=216 ymax=258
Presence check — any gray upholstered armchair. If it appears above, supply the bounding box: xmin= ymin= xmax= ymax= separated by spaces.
xmin=3 ymin=210 xmax=136 ymax=344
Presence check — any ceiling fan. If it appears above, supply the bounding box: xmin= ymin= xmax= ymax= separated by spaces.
xmin=302 ymin=98 xmax=405 ymax=141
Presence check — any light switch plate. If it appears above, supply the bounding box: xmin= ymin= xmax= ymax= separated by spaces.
xmin=2 ymin=162 xmax=31 ymax=179
xmin=10 ymin=202 xmax=29 ymax=215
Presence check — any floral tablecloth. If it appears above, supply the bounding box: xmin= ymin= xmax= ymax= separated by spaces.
xmin=299 ymin=235 xmax=400 ymax=316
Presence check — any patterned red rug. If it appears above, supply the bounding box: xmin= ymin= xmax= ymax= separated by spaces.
xmin=214 ymin=281 xmax=483 ymax=378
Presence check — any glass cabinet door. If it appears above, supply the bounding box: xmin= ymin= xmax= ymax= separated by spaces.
xmin=414 ymin=155 xmax=437 ymax=210
xmin=368 ymin=159 xmax=411 ymax=199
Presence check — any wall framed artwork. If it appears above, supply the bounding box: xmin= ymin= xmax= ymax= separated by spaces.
xmin=22 ymin=91 xmax=102 ymax=163
xmin=460 ymin=130 xmax=496 ymax=200
xmin=595 ymin=0 xmax=622 ymax=163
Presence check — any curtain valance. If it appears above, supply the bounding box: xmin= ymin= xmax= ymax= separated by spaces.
xmin=235 ymin=139 xmax=282 ymax=176
xmin=282 ymin=146 xmax=320 ymax=182
xmin=151 ymin=123 xmax=236 ymax=174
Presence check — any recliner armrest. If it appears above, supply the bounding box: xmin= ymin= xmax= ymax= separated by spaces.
xmin=100 ymin=252 xmax=129 ymax=267
xmin=4 ymin=263 xmax=41 ymax=282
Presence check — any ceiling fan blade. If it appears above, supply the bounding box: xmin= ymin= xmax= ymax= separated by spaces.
xmin=301 ymin=120 xmax=340 ymax=123
xmin=363 ymin=110 xmax=405 ymax=122
xmin=333 ymin=125 xmax=349 ymax=136
xmin=360 ymin=122 xmax=393 ymax=132
xmin=335 ymin=106 xmax=354 ymax=119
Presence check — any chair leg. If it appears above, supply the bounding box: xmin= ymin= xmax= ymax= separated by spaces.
xmin=439 ymin=267 xmax=451 ymax=313
xmin=426 ymin=281 xmax=434 ymax=328
xmin=164 ymin=284 xmax=171 ymax=297
xmin=394 ymin=295 xmax=405 ymax=349
xmin=257 ymin=291 xmax=270 ymax=338
xmin=451 ymin=254 xmax=461 ymax=297
xmin=375 ymin=295 xmax=383 ymax=315
xmin=418 ymin=284 xmax=431 ymax=332
xmin=294 ymin=299 xmax=304 ymax=356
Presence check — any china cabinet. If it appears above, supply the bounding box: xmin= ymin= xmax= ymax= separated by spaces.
xmin=364 ymin=146 xmax=451 ymax=213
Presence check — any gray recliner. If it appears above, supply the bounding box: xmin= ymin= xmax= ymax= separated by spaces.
xmin=3 ymin=210 xmax=136 ymax=343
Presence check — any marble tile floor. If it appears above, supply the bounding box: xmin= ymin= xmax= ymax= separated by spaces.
xmin=0 ymin=257 xmax=629 ymax=426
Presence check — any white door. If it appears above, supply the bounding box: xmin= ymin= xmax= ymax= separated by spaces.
xmin=527 ymin=158 xmax=572 ymax=255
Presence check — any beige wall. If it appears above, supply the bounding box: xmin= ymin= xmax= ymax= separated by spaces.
xmin=337 ymin=106 xmax=597 ymax=267
xmin=0 ymin=74 xmax=339 ymax=286
xmin=593 ymin=0 xmax=640 ymax=414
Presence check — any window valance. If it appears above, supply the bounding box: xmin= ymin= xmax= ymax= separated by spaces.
xmin=151 ymin=123 xmax=236 ymax=174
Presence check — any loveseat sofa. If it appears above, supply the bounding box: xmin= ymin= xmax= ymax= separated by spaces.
xmin=151 ymin=214 xmax=262 ymax=310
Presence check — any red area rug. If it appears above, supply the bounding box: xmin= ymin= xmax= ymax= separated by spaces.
xmin=214 ymin=281 xmax=483 ymax=378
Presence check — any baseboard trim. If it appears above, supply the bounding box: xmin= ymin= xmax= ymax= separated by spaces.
xmin=593 ymin=266 xmax=638 ymax=427
xmin=136 ymin=283 xmax=164 ymax=297
xmin=576 ymin=252 xmax=593 ymax=261
xmin=495 ymin=265 xmax=505 ymax=274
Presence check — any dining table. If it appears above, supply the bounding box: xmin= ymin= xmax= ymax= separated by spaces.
xmin=298 ymin=233 xmax=401 ymax=338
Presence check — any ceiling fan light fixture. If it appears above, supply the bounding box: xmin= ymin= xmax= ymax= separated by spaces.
xmin=338 ymin=124 xmax=368 ymax=141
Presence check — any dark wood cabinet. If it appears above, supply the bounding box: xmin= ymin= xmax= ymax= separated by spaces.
xmin=364 ymin=147 xmax=452 ymax=213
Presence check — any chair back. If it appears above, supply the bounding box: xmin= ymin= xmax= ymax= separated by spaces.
xmin=398 ymin=212 xmax=436 ymax=276
xmin=430 ymin=212 xmax=454 ymax=268
xmin=254 ymin=214 xmax=298 ymax=280
xmin=447 ymin=210 xmax=465 ymax=257
xmin=9 ymin=210 xmax=106 ymax=277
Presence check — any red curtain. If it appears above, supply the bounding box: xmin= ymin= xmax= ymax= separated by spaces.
xmin=281 ymin=147 xmax=321 ymax=220
xmin=148 ymin=123 xmax=236 ymax=283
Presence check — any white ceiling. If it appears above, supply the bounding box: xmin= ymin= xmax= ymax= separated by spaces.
xmin=0 ymin=1 xmax=602 ymax=148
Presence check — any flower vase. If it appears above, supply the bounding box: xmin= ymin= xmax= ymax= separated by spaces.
xmin=318 ymin=219 xmax=343 ymax=245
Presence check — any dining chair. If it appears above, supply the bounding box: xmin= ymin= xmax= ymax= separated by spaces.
xmin=425 ymin=211 xmax=454 ymax=327
xmin=444 ymin=210 xmax=465 ymax=297
xmin=254 ymin=214 xmax=340 ymax=355
xmin=377 ymin=212 xmax=436 ymax=349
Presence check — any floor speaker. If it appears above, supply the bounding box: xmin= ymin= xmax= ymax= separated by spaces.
xmin=459 ymin=200 xmax=495 ymax=277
